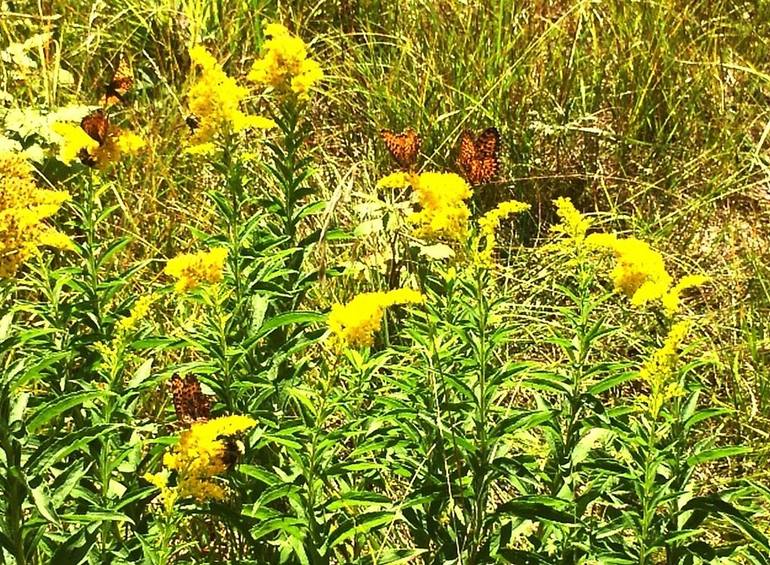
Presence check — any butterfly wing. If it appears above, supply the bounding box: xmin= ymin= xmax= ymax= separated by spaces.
xmin=381 ymin=128 xmax=421 ymax=170
xmin=472 ymin=127 xmax=500 ymax=185
xmin=80 ymin=109 xmax=109 ymax=145
xmin=475 ymin=127 xmax=500 ymax=159
xmin=170 ymin=374 xmax=211 ymax=425
xmin=456 ymin=130 xmax=476 ymax=179
xmin=104 ymin=56 xmax=133 ymax=106
xmin=457 ymin=127 xmax=500 ymax=185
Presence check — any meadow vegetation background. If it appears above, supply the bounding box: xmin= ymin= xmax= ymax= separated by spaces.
xmin=2 ymin=0 xmax=770 ymax=563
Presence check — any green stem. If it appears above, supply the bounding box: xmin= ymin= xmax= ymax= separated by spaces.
xmin=469 ymin=266 xmax=490 ymax=561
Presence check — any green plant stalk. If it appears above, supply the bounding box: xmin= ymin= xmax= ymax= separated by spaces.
xmin=639 ymin=419 xmax=657 ymax=565
xmin=220 ymin=132 xmax=245 ymax=309
xmin=83 ymin=171 xmax=102 ymax=329
xmin=550 ymin=262 xmax=595 ymax=560
xmin=468 ymin=266 xmax=490 ymax=563
xmin=1 ymin=419 xmax=27 ymax=565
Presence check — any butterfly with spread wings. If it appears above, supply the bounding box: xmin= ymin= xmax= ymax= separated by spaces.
xmin=78 ymin=109 xmax=111 ymax=167
xmin=169 ymin=374 xmax=212 ymax=426
xmin=380 ymin=128 xmax=421 ymax=170
xmin=456 ymin=127 xmax=501 ymax=186
xmin=104 ymin=56 xmax=134 ymax=107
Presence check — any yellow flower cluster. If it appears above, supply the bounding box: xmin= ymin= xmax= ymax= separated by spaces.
xmin=248 ymin=23 xmax=323 ymax=97
xmin=116 ymin=294 xmax=155 ymax=334
xmin=0 ymin=151 xmax=72 ymax=277
xmin=477 ymin=199 xmax=530 ymax=266
xmin=328 ymin=288 xmax=424 ymax=349
xmin=164 ymin=247 xmax=228 ymax=293
xmin=551 ymin=197 xmax=592 ymax=248
xmin=145 ymin=415 xmax=256 ymax=509
xmin=409 ymin=172 xmax=472 ymax=241
xmin=186 ymin=46 xmax=276 ymax=152
xmin=639 ymin=321 xmax=691 ymax=419
xmin=51 ymin=122 xmax=145 ymax=168
xmin=586 ymin=233 xmax=708 ymax=314
xmin=587 ymin=233 xmax=672 ymax=306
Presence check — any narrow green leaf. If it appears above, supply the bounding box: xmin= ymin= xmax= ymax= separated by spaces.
xmin=27 ymin=390 xmax=110 ymax=433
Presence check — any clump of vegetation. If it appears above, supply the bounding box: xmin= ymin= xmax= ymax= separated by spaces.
xmin=1 ymin=1 xmax=770 ymax=563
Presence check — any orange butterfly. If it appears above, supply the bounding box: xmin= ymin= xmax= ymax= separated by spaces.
xmin=78 ymin=109 xmax=110 ymax=167
xmin=456 ymin=127 xmax=501 ymax=186
xmin=104 ymin=56 xmax=133 ymax=107
xmin=380 ymin=128 xmax=421 ymax=170
xmin=169 ymin=374 xmax=212 ymax=426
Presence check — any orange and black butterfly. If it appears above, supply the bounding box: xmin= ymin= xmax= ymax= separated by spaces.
xmin=78 ymin=109 xmax=110 ymax=167
xmin=104 ymin=56 xmax=133 ymax=107
xmin=380 ymin=128 xmax=421 ymax=170
xmin=169 ymin=374 xmax=212 ymax=426
xmin=456 ymin=127 xmax=501 ymax=186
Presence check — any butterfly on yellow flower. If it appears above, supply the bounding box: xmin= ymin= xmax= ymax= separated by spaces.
xmin=456 ymin=127 xmax=501 ymax=186
xmin=380 ymin=128 xmax=421 ymax=170
xmin=168 ymin=374 xmax=244 ymax=470
xmin=78 ymin=109 xmax=110 ymax=167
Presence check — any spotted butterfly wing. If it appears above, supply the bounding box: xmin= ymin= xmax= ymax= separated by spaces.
xmin=169 ymin=374 xmax=211 ymax=425
xmin=78 ymin=109 xmax=110 ymax=167
xmin=80 ymin=109 xmax=109 ymax=145
xmin=104 ymin=56 xmax=134 ymax=107
xmin=456 ymin=126 xmax=500 ymax=185
xmin=380 ymin=128 xmax=421 ymax=170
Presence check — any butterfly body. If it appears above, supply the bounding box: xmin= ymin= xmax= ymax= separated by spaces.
xmin=380 ymin=128 xmax=421 ymax=170
xmin=456 ymin=127 xmax=500 ymax=185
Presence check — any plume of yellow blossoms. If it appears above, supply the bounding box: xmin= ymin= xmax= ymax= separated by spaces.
xmin=639 ymin=321 xmax=691 ymax=419
xmin=51 ymin=120 xmax=145 ymax=168
xmin=409 ymin=172 xmax=472 ymax=241
xmin=328 ymin=288 xmax=424 ymax=349
xmin=144 ymin=415 xmax=256 ymax=510
xmin=477 ymin=199 xmax=530 ymax=266
xmin=0 ymin=151 xmax=72 ymax=277
xmin=551 ymin=197 xmax=592 ymax=248
xmin=116 ymin=294 xmax=155 ymax=334
xmin=248 ymin=23 xmax=323 ymax=97
xmin=586 ymin=232 xmax=708 ymax=315
xmin=186 ymin=46 xmax=276 ymax=153
xmin=164 ymin=247 xmax=227 ymax=293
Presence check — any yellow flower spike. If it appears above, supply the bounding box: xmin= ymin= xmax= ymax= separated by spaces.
xmin=157 ymin=415 xmax=256 ymax=504
xmin=164 ymin=247 xmax=228 ymax=293
xmin=327 ymin=288 xmax=424 ymax=350
xmin=248 ymin=22 xmax=323 ymax=97
xmin=376 ymin=172 xmax=411 ymax=190
xmin=661 ymin=274 xmax=709 ymax=316
xmin=116 ymin=131 xmax=146 ymax=154
xmin=409 ymin=172 xmax=472 ymax=241
xmin=0 ymin=151 xmax=71 ymax=277
xmin=551 ymin=197 xmax=592 ymax=245
xmin=587 ymin=234 xmax=673 ymax=307
xmin=185 ymin=46 xmax=274 ymax=150
xmin=639 ymin=321 xmax=691 ymax=419
xmin=51 ymin=122 xmax=98 ymax=165
xmin=117 ymin=294 xmax=155 ymax=334
xmin=476 ymin=199 xmax=530 ymax=266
